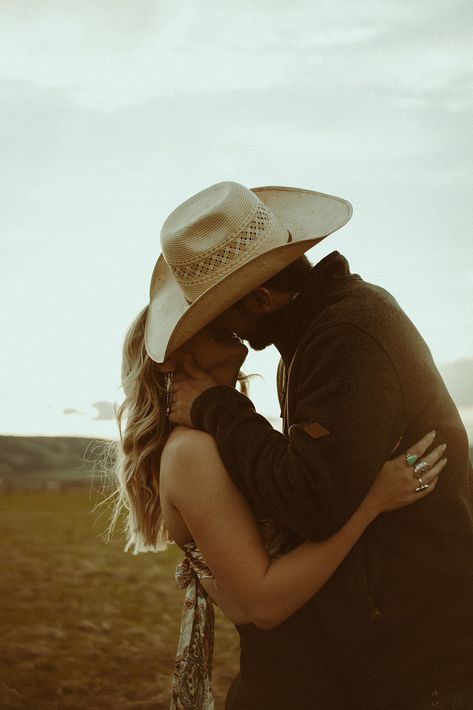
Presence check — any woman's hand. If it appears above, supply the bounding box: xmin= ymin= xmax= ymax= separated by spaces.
xmin=365 ymin=431 xmax=447 ymax=516
xmin=170 ymin=355 xmax=218 ymax=428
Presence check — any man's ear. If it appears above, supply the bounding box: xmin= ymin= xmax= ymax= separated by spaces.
xmin=240 ymin=287 xmax=276 ymax=315
xmin=240 ymin=287 xmax=294 ymax=315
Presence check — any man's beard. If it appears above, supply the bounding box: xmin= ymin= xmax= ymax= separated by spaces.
xmin=243 ymin=308 xmax=289 ymax=351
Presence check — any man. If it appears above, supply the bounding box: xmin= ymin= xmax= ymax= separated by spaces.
xmin=145 ymin=181 xmax=473 ymax=709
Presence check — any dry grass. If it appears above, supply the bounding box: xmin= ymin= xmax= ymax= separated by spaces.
xmin=0 ymin=490 xmax=240 ymax=709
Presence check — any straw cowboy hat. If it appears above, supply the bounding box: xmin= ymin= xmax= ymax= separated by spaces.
xmin=145 ymin=181 xmax=352 ymax=363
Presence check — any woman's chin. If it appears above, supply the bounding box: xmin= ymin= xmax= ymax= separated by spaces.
xmin=206 ymin=348 xmax=249 ymax=386
xmin=221 ymin=338 xmax=248 ymax=362
xmin=235 ymin=344 xmax=249 ymax=369
xmin=227 ymin=344 xmax=248 ymax=370
xmin=238 ymin=341 xmax=249 ymax=358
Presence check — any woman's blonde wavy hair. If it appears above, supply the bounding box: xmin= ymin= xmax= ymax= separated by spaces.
xmin=101 ymin=305 xmax=249 ymax=555
xmin=101 ymin=305 xmax=171 ymax=554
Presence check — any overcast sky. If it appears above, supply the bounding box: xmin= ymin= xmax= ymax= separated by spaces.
xmin=1 ymin=0 xmax=472 ymax=440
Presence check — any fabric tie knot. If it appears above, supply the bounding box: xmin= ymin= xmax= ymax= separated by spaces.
xmin=175 ymin=556 xmax=195 ymax=590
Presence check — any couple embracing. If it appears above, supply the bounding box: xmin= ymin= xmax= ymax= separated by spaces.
xmin=111 ymin=181 xmax=473 ymax=709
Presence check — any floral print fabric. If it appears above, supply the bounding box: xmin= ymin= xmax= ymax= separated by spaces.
xmin=170 ymin=517 xmax=286 ymax=709
xmin=171 ymin=542 xmax=215 ymax=709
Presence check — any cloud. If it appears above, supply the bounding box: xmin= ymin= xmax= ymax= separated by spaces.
xmin=1 ymin=1 xmax=472 ymax=439
xmin=1 ymin=0 xmax=472 ymax=111
xmin=0 ymin=0 xmax=170 ymax=47
xmin=63 ymin=407 xmax=83 ymax=416
xmin=61 ymin=402 xmax=117 ymax=421
xmin=91 ymin=401 xmax=117 ymax=421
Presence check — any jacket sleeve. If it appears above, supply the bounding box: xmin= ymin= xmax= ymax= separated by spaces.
xmin=190 ymin=324 xmax=406 ymax=540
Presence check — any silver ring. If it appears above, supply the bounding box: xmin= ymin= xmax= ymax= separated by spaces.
xmin=415 ymin=482 xmax=430 ymax=493
xmin=414 ymin=460 xmax=431 ymax=478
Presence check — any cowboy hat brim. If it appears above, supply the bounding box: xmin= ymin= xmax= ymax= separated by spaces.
xmin=145 ymin=185 xmax=352 ymax=362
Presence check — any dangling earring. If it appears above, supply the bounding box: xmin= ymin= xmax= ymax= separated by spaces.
xmin=165 ymin=371 xmax=174 ymax=416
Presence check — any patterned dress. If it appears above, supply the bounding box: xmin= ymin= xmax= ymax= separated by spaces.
xmin=171 ymin=542 xmax=216 ymax=709
xmin=170 ymin=518 xmax=288 ymax=710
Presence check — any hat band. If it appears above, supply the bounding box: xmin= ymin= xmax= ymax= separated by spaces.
xmin=182 ymin=229 xmax=293 ymax=305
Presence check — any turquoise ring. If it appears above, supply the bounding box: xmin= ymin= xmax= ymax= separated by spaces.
xmin=406 ymin=452 xmax=418 ymax=466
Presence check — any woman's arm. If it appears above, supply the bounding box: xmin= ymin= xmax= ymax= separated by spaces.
xmin=160 ymin=429 xmax=445 ymax=631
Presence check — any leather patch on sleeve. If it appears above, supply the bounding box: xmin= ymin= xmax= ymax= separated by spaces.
xmin=302 ymin=422 xmax=331 ymax=439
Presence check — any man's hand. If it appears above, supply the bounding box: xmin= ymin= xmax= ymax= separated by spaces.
xmin=169 ymin=355 xmax=218 ymax=427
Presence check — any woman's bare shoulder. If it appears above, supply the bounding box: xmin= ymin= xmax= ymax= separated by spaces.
xmin=160 ymin=427 xmax=218 ymax=488
xmin=160 ymin=427 xmax=222 ymax=514
xmin=162 ymin=426 xmax=216 ymax=461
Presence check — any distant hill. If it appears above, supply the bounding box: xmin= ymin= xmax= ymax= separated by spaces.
xmin=0 ymin=435 xmax=113 ymax=485
xmin=0 ymin=434 xmax=471 ymax=490
xmin=0 ymin=360 xmax=470 ymax=487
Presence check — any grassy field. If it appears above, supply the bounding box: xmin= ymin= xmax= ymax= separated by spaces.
xmin=0 ymin=490 xmax=240 ymax=709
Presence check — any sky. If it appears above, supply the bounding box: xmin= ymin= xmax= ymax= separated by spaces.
xmin=1 ymin=0 xmax=472 ymax=441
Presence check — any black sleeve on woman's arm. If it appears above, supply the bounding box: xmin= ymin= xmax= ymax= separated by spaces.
xmin=190 ymin=324 xmax=406 ymax=540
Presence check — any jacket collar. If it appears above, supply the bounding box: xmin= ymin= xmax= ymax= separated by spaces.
xmin=273 ymin=251 xmax=357 ymax=365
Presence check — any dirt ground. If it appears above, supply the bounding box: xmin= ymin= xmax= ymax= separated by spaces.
xmin=0 ymin=490 xmax=240 ymax=709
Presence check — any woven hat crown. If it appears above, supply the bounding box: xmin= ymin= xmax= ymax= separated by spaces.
xmin=160 ymin=181 xmax=288 ymax=302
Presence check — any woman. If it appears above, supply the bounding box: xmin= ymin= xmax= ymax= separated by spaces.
xmin=106 ymin=305 xmax=446 ymax=710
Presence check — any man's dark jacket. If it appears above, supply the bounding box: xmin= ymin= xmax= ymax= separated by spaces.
xmin=191 ymin=252 xmax=473 ymax=710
